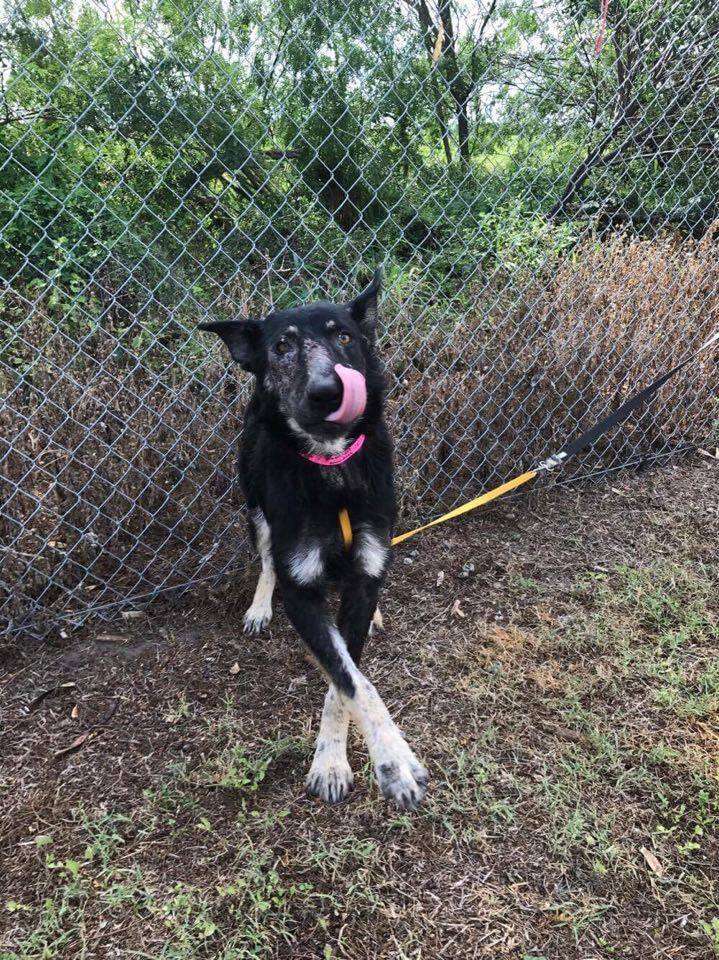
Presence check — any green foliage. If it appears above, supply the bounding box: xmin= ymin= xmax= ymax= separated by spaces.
xmin=2 ymin=0 xmax=716 ymax=339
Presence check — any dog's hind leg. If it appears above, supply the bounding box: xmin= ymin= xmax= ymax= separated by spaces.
xmin=243 ymin=510 xmax=276 ymax=634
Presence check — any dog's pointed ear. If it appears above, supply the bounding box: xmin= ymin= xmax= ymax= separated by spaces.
xmin=198 ymin=319 xmax=262 ymax=372
xmin=348 ymin=268 xmax=382 ymax=338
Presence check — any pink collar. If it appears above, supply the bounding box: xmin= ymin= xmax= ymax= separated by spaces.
xmin=301 ymin=433 xmax=366 ymax=466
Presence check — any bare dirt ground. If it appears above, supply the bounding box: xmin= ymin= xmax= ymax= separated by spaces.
xmin=2 ymin=457 xmax=718 ymax=960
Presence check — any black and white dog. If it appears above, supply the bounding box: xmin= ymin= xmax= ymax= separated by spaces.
xmin=199 ymin=271 xmax=428 ymax=810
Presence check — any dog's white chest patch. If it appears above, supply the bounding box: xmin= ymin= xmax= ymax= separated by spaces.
xmin=356 ymin=529 xmax=389 ymax=579
xmin=289 ymin=541 xmax=324 ymax=584
xmin=286 ymin=417 xmax=349 ymax=458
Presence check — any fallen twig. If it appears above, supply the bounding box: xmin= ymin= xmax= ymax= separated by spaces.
xmin=26 ymin=681 xmax=77 ymax=714
xmin=53 ymin=698 xmax=119 ymax=760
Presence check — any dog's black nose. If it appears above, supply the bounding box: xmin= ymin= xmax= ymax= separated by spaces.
xmin=307 ymin=374 xmax=343 ymax=414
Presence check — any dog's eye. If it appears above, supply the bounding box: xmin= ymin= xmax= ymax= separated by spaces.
xmin=337 ymin=331 xmax=352 ymax=346
xmin=275 ymin=338 xmax=292 ymax=356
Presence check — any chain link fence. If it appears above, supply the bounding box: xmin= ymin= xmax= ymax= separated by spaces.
xmin=2 ymin=0 xmax=718 ymax=641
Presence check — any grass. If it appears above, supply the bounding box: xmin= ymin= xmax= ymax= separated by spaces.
xmin=2 ymin=461 xmax=718 ymax=958
xmin=3 ymin=802 xmax=318 ymax=959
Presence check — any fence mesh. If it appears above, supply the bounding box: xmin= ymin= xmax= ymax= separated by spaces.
xmin=2 ymin=0 xmax=718 ymax=640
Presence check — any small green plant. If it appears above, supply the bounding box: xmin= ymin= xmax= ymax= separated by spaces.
xmin=702 ymin=917 xmax=719 ymax=957
xmin=200 ymin=736 xmax=303 ymax=794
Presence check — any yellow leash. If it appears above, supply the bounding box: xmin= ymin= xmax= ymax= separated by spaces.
xmin=337 ymin=469 xmax=537 ymax=551
xmin=390 ymin=469 xmax=537 ymax=546
xmin=338 ymin=507 xmax=353 ymax=548
xmin=336 ymin=322 xmax=719 ymax=554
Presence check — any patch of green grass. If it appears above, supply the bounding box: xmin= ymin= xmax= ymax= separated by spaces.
xmin=144 ymin=866 xmax=316 ymax=960
xmin=75 ymin=807 xmax=131 ymax=868
xmin=3 ymin=885 xmax=88 ymax=959
xmin=208 ymin=743 xmax=275 ymax=792
xmin=510 ymin=573 xmax=543 ymax=593
xmin=654 ymin=778 xmax=719 ymax=859
xmin=651 ymin=659 xmax=719 ymax=718
xmin=580 ymin=560 xmax=718 ymax=720
xmin=163 ymin=693 xmax=194 ymax=724
xmin=702 ymin=917 xmax=719 ymax=957
xmin=141 ymin=762 xmax=202 ymax=830
xmin=305 ymin=835 xmax=381 ymax=872
xmin=422 ymin=738 xmax=521 ymax=847
xmin=3 ymin=800 xmax=327 ymax=960
xmin=302 ymin=835 xmax=383 ymax=917
xmin=537 ymin=771 xmax=619 ymax=866
xmin=197 ymin=735 xmax=305 ymax=793
xmin=548 ymin=894 xmax=615 ymax=940
xmin=593 ymin=561 xmax=717 ymax=647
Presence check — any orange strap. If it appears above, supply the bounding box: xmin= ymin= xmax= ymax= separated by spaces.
xmin=338 ymin=507 xmax=353 ymax=549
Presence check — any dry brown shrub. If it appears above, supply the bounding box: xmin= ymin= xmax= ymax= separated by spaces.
xmin=2 ymin=230 xmax=718 ymax=633
xmin=388 ymin=229 xmax=719 ymax=514
xmin=1 ymin=300 xmax=243 ymax=632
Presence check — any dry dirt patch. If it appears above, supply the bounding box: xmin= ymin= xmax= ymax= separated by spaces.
xmin=1 ymin=458 xmax=718 ymax=959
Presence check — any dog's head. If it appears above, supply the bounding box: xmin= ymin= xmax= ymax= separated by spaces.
xmin=199 ymin=270 xmax=384 ymax=445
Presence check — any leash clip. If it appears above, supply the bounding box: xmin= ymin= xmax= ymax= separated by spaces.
xmin=535 ymin=451 xmax=567 ymax=473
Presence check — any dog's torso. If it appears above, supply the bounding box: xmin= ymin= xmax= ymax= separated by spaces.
xmin=240 ymin=389 xmax=396 ymax=584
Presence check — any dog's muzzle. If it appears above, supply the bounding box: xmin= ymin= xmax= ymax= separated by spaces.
xmin=325 ymin=364 xmax=367 ymax=424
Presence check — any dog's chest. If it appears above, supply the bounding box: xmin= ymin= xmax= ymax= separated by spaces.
xmin=321 ymin=468 xmax=349 ymax=491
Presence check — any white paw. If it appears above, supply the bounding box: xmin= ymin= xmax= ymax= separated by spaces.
xmin=306 ymin=757 xmax=354 ymax=804
xmin=369 ymin=607 xmax=384 ymax=636
xmin=242 ymin=603 xmax=273 ymax=634
xmin=373 ymin=736 xmax=428 ymax=811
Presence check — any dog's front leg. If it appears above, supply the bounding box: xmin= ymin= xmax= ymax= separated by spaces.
xmin=338 ymin=561 xmax=428 ymax=809
xmin=305 ymin=576 xmax=379 ymax=804
xmin=281 ymin=580 xmax=428 ymax=810
xmin=243 ymin=509 xmax=276 ymax=634
xmin=279 ymin=578 xmax=355 ymax=804
xmin=337 ymin=568 xmax=382 ymax=664
xmin=306 ymin=684 xmax=353 ymax=803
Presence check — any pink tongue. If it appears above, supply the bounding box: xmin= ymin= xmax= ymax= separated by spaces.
xmin=325 ymin=364 xmax=367 ymax=424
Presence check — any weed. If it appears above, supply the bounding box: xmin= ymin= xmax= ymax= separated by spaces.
xmin=702 ymin=918 xmax=719 ymax=957
xmin=198 ymin=736 xmax=303 ymax=793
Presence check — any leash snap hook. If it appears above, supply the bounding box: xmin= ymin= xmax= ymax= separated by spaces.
xmin=535 ymin=451 xmax=568 ymax=473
